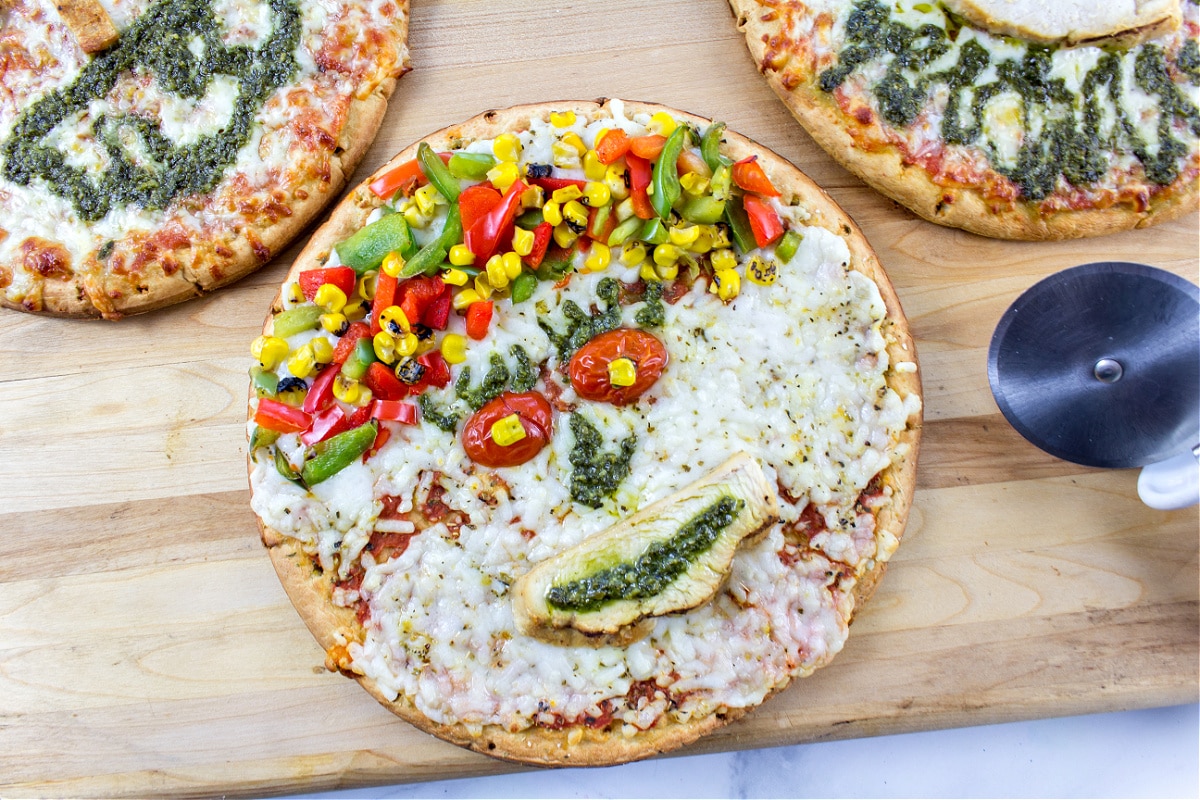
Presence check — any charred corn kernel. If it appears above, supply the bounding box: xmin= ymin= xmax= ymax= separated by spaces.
xmin=491 ymin=413 xmax=527 ymax=447
xmin=453 ymin=287 xmax=482 ymax=311
xmin=655 ymin=263 xmax=679 ymax=281
xmin=357 ymin=272 xmax=377 ymax=300
xmin=344 ymin=299 xmax=370 ymax=321
xmin=474 ymin=272 xmax=495 ymax=299
xmin=584 ymin=241 xmax=611 ymax=272
xmin=710 ymin=248 xmax=738 ymax=272
xmin=551 ymin=140 xmax=580 ymax=167
xmin=381 ymin=251 xmax=406 ymax=278
xmin=614 ymin=196 xmax=636 ymax=221
xmin=583 ymin=150 xmax=606 ymax=180
xmin=639 ymin=262 xmax=658 ymax=282
xmin=680 ymin=172 xmax=709 ymax=196
xmin=521 ymin=184 xmax=545 ymax=209
xmin=310 ymin=337 xmax=334 ymax=364
xmin=709 ymin=226 xmax=731 ymax=249
xmin=550 ymin=110 xmax=576 ymax=128
xmin=620 ymin=241 xmax=647 ymax=267
xmin=333 ymin=374 xmax=362 ymax=404
xmin=402 ymin=204 xmax=431 ymax=229
xmin=502 ymin=251 xmax=523 ymax=280
xmin=553 ymin=223 xmax=579 ymax=248
xmin=562 ymin=199 xmax=588 ymax=228
xmin=648 ymin=111 xmax=678 ymax=137
xmin=493 ymin=133 xmax=522 ymax=162
xmin=746 ymin=255 xmax=778 ymax=285
xmin=251 ymin=336 xmax=289 ymax=369
xmin=373 ymin=330 xmax=397 ymax=364
xmin=605 ymin=165 xmax=630 ymax=201
xmin=379 ymin=304 xmax=411 ymax=335
xmin=511 ymin=226 xmax=534 ymax=257
xmin=542 ymin=200 xmax=563 ymax=226
xmin=442 ymin=267 xmax=469 ymax=286
xmin=712 ymin=268 xmax=740 ymax=300
xmin=583 ymin=181 xmax=611 ymax=207
xmin=668 ymin=225 xmax=700 ymax=247
xmin=415 ymin=335 xmax=438 ymax=355
xmin=314 ymin=283 xmax=347 ymax=313
xmin=440 ymin=332 xmax=468 ymax=364
xmin=485 ymin=254 xmax=509 ymax=289
xmin=608 ymin=357 xmax=637 ymax=387
xmin=551 ymin=185 xmax=582 ymax=204
xmin=287 ymin=343 xmax=317 ymax=379
xmin=285 ymin=282 xmax=305 ymax=304
xmin=653 ymin=243 xmax=682 ymax=267
xmin=561 ymin=131 xmax=586 ymax=155
xmin=690 ymin=228 xmax=716 ymax=254
xmin=395 ymin=330 xmax=419 ymax=357
xmin=320 ymin=312 xmax=348 ymax=335
xmin=413 ymin=183 xmax=441 ymax=214
xmin=448 ymin=244 xmax=475 ymax=267
xmin=486 ymin=161 xmax=520 ymax=192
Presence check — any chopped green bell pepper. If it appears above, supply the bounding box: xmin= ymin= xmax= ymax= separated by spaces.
xmin=651 ymin=126 xmax=687 ymax=220
xmin=335 ymin=212 xmax=417 ymax=274
xmin=272 ymin=305 xmax=323 ymax=338
xmin=418 ymin=142 xmax=460 ymax=202
xmin=302 ymin=421 xmax=378 ymax=485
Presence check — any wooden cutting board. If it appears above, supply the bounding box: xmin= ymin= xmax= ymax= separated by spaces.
xmin=1 ymin=0 xmax=1196 ymax=796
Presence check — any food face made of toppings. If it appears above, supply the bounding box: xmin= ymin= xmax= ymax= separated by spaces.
xmin=247 ymin=102 xmax=920 ymax=738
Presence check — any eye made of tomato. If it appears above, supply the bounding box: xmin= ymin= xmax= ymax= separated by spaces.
xmin=568 ymin=329 xmax=668 ymax=406
xmin=462 ymin=391 xmax=553 ymax=468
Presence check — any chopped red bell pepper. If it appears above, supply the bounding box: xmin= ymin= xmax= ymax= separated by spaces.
xmin=298 ymin=266 xmax=356 ymax=301
xmin=465 ymin=300 xmax=493 ymax=340
xmin=303 ymin=364 xmax=340 ymax=414
xmin=366 ymin=424 xmax=392 ymax=459
xmin=458 ymin=184 xmax=502 ymax=235
xmin=371 ymin=271 xmax=400 ymax=335
xmin=528 ymin=176 xmax=586 ymax=194
xmin=732 ymin=156 xmax=781 ymax=197
xmin=364 ymin=361 xmax=409 ymax=401
xmin=369 ymin=152 xmax=452 ymax=200
xmin=464 ymin=180 xmax=527 ymax=264
xmin=625 ymin=154 xmax=655 ymax=220
xmin=301 ymin=404 xmax=348 ymax=445
xmin=371 ymin=399 xmax=419 ymax=425
xmin=522 ymin=221 xmax=553 ymax=268
xmin=332 ymin=321 xmax=371 ymax=365
xmin=254 ymin=398 xmax=312 ymax=433
xmin=586 ymin=204 xmax=616 ymax=243
xmin=743 ymin=194 xmax=784 ymax=248
xmin=417 ymin=350 xmax=451 ymax=389
xmin=594 ymin=129 xmax=631 ymax=164
xmin=629 ymin=134 xmax=667 ymax=160
xmin=347 ymin=403 xmax=374 ymax=428
xmin=423 ymin=289 xmax=452 ymax=330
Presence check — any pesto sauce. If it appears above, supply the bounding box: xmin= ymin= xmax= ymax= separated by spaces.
xmin=418 ymin=393 xmax=461 ymax=433
xmin=2 ymin=0 xmax=301 ymax=221
xmin=454 ymin=344 xmax=534 ymax=410
xmin=537 ymin=277 xmax=622 ymax=361
xmin=819 ymin=0 xmax=1200 ymax=199
xmin=633 ymin=279 xmax=665 ymax=328
xmin=567 ymin=413 xmax=637 ymax=509
xmin=545 ymin=495 xmax=745 ymax=613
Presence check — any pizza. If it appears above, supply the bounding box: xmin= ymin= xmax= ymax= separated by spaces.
xmin=730 ymin=0 xmax=1200 ymax=239
xmin=0 ymin=0 xmax=409 ymax=318
xmin=246 ymin=99 xmax=923 ymax=765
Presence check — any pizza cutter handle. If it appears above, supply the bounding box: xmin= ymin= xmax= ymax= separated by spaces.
xmin=1136 ymin=447 xmax=1200 ymax=510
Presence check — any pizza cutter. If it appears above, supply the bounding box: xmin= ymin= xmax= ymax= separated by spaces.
xmin=987 ymin=262 xmax=1200 ymax=509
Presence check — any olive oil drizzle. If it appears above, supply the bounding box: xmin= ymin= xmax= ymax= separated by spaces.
xmin=2 ymin=0 xmax=302 ymax=221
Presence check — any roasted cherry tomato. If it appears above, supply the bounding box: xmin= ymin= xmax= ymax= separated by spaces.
xmin=568 ymin=328 xmax=668 ymax=406
xmin=462 ymin=391 xmax=553 ymax=468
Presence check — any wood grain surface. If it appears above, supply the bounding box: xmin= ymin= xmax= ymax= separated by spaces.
xmin=1 ymin=0 xmax=1197 ymax=796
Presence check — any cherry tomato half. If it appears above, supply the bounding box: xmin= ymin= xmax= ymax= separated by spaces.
xmin=568 ymin=328 xmax=668 ymax=406
xmin=462 ymin=391 xmax=553 ymax=468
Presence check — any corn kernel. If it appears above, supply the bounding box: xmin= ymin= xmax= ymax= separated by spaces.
xmin=550 ymin=185 xmax=583 ymax=204
xmin=441 ymin=333 xmax=468 ymax=364
xmin=251 ymin=335 xmax=289 ymax=369
xmin=287 ymin=342 xmax=317 ymax=379
xmin=551 ymin=140 xmax=580 ymax=168
xmin=379 ymin=305 xmax=411 ymax=336
xmin=344 ymin=299 xmax=369 ymax=321
xmin=620 ymin=241 xmax=647 ymax=267
xmin=396 ymin=331 xmax=419 ymax=357
xmin=583 ymin=181 xmax=611 ymax=207
xmin=413 ymin=183 xmax=442 ymax=214
xmin=442 ymin=267 xmax=469 ymax=286
xmin=561 ymin=131 xmax=586 ymax=155
xmin=493 ymin=133 xmax=522 ymax=162
xmin=713 ymin=268 xmax=741 ymax=300
xmin=679 ymin=172 xmax=709 ymax=197
xmin=653 ymin=243 xmax=682 ymax=267
xmin=639 ymin=262 xmax=659 ymax=282
xmin=502 ymin=251 xmax=523 ymax=280
xmin=584 ymin=241 xmax=611 ymax=272
xmin=746 ymin=255 xmax=779 ymax=285
xmin=453 ymin=288 xmax=482 ymax=311
xmin=583 ymin=150 xmax=607 ymax=180
xmin=381 ymin=251 xmax=406 ymax=278
xmin=448 ymin=244 xmax=475 ymax=267
xmin=553 ymin=223 xmax=579 ymax=248
xmin=608 ymin=357 xmax=637 ymax=387
xmin=485 ymin=254 xmax=509 ymax=289
xmin=486 ymin=161 xmax=521 ymax=192
xmin=690 ymin=228 xmax=715 ymax=254
xmin=648 ymin=111 xmax=678 ymax=137
xmin=332 ymin=374 xmax=362 ymax=404
xmin=520 ymin=184 xmax=545 ymax=209
xmin=550 ymin=110 xmax=576 ymax=128
xmin=285 ymin=282 xmax=305 ymax=304
xmin=357 ymin=272 xmax=377 ymax=300
xmin=562 ymin=199 xmax=589 ymax=228
xmin=511 ymin=227 xmax=535 ymax=257
xmin=373 ymin=330 xmax=397 ymax=364
xmin=474 ymin=272 xmax=495 ymax=300
xmin=310 ymin=337 xmax=334 ymax=364
xmin=542 ymin=200 xmax=563 ymax=226
xmin=710 ymin=248 xmax=738 ymax=272
xmin=314 ymin=283 xmax=347 ymax=313
xmin=320 ymin=312 xmax=348 ymax=335
xmin=709 ymin=226 xmax=732 ymax=249
xmin=490 ymin=413 xmax=527 ymax=447
xmin=656 ymin=263 xmax=679 ymax=281
xmin=403 ymin=204 xmax=430 ymax=229
xmin=668 ymin=225 xmax=700 ymax=247
xmin=614 ymin=196 xmax=635 ymax=221
xmin=605 ymin=165 xmax=630 ymax=201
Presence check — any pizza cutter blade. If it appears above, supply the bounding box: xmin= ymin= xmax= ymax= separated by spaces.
xmin=987 ymin=262 xmax=1200 ymax=471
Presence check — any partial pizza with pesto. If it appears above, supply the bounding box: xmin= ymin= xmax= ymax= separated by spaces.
xmin=246 ymin=100 xmax=922 ymax=765
xmin=0 ymin=0 xmax=409 ymax=317
xmin=731 ymin=0 xmax=1200 ymax=239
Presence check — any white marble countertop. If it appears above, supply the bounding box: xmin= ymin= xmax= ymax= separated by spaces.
xmin=290 ymin=703 xmax=1198 ymax=798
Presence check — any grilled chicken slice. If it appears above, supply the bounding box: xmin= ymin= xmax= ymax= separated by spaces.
xmin=943 ymin=0 xmax=1181 ymax=47
xmin=512 ymin=452 xmax=779 ymax=642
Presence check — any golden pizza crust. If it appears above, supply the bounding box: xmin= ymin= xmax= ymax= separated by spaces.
xmin=943 ymin=0 xmax=1181 ymax=48
xmin=0 ymin=0 xmax=410 ymax=319
xmin=253 ymin=99 xmax=922 ymax=767
xmin=728 ymin=0 xmax=1199 ymax=241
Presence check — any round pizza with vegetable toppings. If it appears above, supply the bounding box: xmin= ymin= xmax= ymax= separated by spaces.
xmin=0 ymin=0 xmax=409 ymax=317
xmin=246 ymin=99 xmax=923 ymax=765
xmin=730 ymin=0 xmax=1200 ymax=239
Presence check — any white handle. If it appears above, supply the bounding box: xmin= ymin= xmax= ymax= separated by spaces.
xmin=1137 ymin=449 xmax=1200 ymax=510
